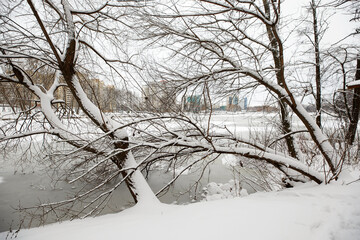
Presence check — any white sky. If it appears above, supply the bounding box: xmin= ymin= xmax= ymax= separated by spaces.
xmin=95 ymin=0 xmax=359 ymax=107
xmin=247 ymin=0 xmax=359 ymax=107
xmin=283 ymin=0 xmax=357 ymax=45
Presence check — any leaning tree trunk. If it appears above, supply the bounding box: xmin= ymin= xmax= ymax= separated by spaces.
xmin=59 ymin=0 xmax=158 ymax=204
xmin=263 ymin=0 xmax=299 ymax=159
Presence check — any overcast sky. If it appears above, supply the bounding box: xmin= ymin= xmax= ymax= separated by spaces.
xmin=283 ymin=0 xmax=357 ymax=45
xmin=246 ymin=0 xmax=358 ymax=107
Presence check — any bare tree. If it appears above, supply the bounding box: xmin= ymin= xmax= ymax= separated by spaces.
xmin=137 ymin=0 xmax=341 ymax=180
xmin=311 ymin=0 xmax=323 ymax=128
xmin=0 ymin=0 xmax=355 ymax=231
xmin=346 ymin=56 xmax=360 ymax=145
xmin=335 ymin=0 xmax=360 ymax=145
xmin=262 ymin=0 xmax=299 ymax=159
xmin=0 ymin=0 xmax=159 ymax=224
xmin=295 ymin=0 xmax=331 ymax=129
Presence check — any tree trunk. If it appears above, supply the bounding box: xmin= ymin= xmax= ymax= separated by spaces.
xmin=262 ymin=0 xmax=299 ymax=159
xmin=311 ymin=0 xmax=322 ymax=128
xmin=279 ymin=102 xmax=298 ymax=159
xmin=346 ymin=57 xmax=360 ymax=145
xmin=58 ymin=0 xmax=158 ymax=203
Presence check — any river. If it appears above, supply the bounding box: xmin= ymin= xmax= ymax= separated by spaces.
xmin=0 ymin=112 xmax=279 ymax=232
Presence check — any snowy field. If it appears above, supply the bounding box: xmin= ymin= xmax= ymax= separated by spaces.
xmin=1 ymin=171 xmax=360 ymax=240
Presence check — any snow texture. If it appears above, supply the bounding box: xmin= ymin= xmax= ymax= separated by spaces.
xmin=202 ymin=180 xmax=248 ymax=201
xmin=2 ymin=171 xmax=360 ymax=240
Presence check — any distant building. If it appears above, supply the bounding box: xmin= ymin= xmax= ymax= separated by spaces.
xmin=182 ymin=94 xmax=247 ymax=112
xmin=247 ymin=105 xmax=278 ymax=112
xmin=227 ymin=95 xmax=240 ymax=111
xmin=239 ymin=97 xmax=248 ymax=111
xmin=55 ymin=78 xmax=128 ymax=113
xmin=143 ymin=81 xmax=177 ymax=112
xmin=143 ymin=81 xmax=162 ymax=110
xmin=0 ymin=65 xmax=129 ymax=113
xmin=183 ymin=95 xmax=202 ymax=112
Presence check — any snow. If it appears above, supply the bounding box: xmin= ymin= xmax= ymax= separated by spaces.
xmin=123 ymin=151 xmax=160 ymax=205
xmin=202 ymin=180 xmax=248 ymax=201
xmin=221 ymin=154 xmax=238 ymax=166
xmin=2 ymin=173 xmax=360 ymax=240
xmin=347 ymin=80 xmax=360 ymax=88
xmin=0 ymin=176 xmax=3 ymax=184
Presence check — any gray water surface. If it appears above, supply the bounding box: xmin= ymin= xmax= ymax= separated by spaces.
xmin=0 ymin=112 xmax=270 ymax=233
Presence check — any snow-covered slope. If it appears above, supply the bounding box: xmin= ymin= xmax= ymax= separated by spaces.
xmin=2 ymin=177 xmax=360 ymax=240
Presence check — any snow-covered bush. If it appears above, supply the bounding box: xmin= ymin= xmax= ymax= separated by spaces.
xmin=201 ymin=180 xmax=248 ymax=201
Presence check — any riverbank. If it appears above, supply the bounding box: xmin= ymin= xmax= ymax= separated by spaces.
xmin=2 ymin=169 xmax=359 ymax=240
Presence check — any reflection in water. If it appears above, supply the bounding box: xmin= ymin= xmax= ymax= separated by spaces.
xmin=0 ymin=157 xmax=258 ymax=233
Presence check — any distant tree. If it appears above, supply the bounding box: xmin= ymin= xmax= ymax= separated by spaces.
xmin=295 ymin=0 xmax=332 ymax=129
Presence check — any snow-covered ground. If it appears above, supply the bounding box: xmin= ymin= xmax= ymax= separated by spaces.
xmin=2 ymin=170 xmax=359 ymax=240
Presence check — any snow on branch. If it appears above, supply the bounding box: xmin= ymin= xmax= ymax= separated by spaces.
xmin=0 ymin=130 xmax=52 ymax=142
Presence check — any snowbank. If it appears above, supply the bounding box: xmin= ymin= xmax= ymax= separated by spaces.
xmin=202 ymin=180 xmax=248 ymax=201
xmin=2 ymin=180 xmax=360 ymax=240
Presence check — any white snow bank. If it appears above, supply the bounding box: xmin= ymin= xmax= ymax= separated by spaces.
xmin=0 ymin=176 xmax=3 ymax=184
xmin=2 ymin=180 xmax=360 ymax=240
xmin=202 ymin=180 xmax=248 ymax=201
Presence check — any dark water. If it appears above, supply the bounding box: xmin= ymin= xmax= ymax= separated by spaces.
xmin=0 ymin=113 xmax=267 ymax=232
xmin=0 ymin=158 xmax=252 ymax=233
